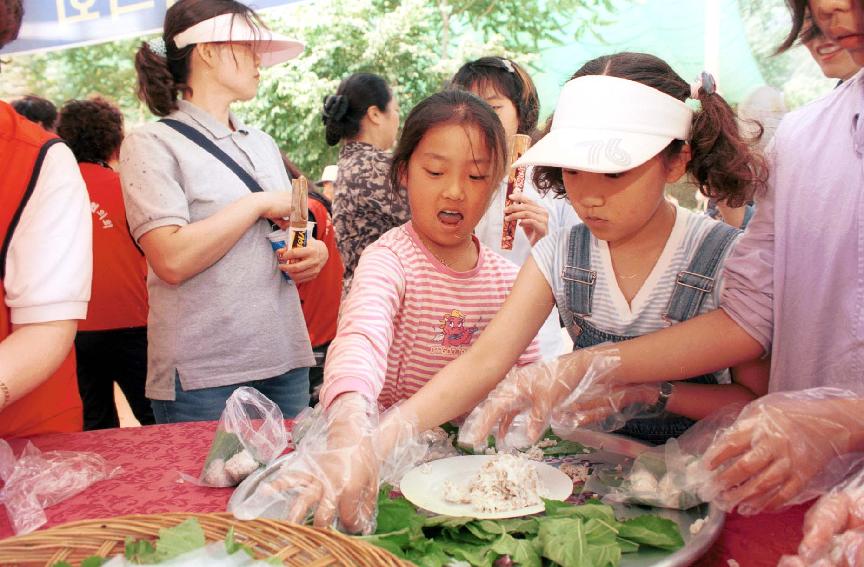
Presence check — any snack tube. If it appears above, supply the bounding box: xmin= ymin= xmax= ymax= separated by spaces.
xmin=290 ymin=176 xmax=309 ymax=242
xmin=0 ymin=439 xmax=121 ymax=535
xmin=501 ymin=134 xmax=531 ymax=250
xmin=198 ymin=387 xmax=288 ymax=488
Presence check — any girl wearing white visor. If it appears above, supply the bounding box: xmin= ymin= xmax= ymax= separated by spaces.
xmin=119 ymin=0 xmax=327 ymax=423
xmin=395 ymin=52 xmax=771 ymax=446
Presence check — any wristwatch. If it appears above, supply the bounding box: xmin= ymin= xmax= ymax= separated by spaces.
xmin=648 ymin=381 xmax=674 ymax=414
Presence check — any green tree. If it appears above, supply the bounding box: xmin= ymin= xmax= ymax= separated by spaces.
xmin=737 ymin=0 xmax=835 ymax=108
xmin=1 ymin=37 xmax=150 ymax=123
xmin=1 ymin=0 xmax=623 ymax=177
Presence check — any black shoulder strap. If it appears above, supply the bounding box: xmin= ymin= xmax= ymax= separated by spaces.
xmin=159 ymin=118 xmax=264 ymax=194
xmin=1 ymin=138 xmax=66 ymax=279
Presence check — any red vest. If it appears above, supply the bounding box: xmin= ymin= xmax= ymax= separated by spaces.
xmin=298 ymin=196 xmax=343 ymax=347
xmin=0 ymin=101 xmax=83 ymax=438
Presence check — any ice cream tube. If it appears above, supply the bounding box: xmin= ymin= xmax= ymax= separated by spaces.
xmin=501 ymin=134 xmax=531 ymax=250
xmin=290 ymin=176 xmax=309 ymax=249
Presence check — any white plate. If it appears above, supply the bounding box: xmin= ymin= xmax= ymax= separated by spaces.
xmin=399 ymin=455 xmax=573 ymax=519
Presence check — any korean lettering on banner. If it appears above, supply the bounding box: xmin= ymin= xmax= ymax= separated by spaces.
xmin=55 ymin=0 xmax=170 ymax=25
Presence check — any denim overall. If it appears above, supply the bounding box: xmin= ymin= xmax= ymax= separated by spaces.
xmin=560 ymin=222 xmax=741 ymax=445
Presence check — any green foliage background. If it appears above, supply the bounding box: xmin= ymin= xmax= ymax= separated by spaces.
xmin=0 ymin=0 xmax=620 ymax=178
xmin=0 ymin=0 xmax=833 ymax=182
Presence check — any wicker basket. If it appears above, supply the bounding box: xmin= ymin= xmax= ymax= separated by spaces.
xmin=0 ymin=512 xmax=411 ymax=567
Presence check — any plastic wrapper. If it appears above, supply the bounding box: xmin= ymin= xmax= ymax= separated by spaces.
xmin=583 ymin=406 xmax=742 ymax=510
xmin=779 ymin=467 xmax=864 ymax=567
xmin=0 ymin=439 xmax=121 ymax=535
xmin=198 ymin=387 xmax=288 ymax=487
xmin=700 ymin=388 xmax=864 ymax=515
xmin=228 ymin=396 xmax=427 ymax=535
xmin=458 ymin=347 xmax=621 ymax=452
xmin=551 ymin=382 xmax=663 ymax=436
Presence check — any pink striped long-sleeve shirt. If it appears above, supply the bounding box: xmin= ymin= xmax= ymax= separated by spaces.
xmin=320 ymin=222 xmax=541 ymax=410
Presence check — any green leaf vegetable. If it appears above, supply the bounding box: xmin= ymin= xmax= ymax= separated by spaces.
xmin=361 ymin=489 xmax=684 ymax=567
xmin=51 ymin=518 xmax=281 ymax=566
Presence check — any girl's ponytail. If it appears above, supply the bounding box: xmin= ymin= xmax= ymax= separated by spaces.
xmin=135 ymin=0 xmax=261 ymax=117
xmin=688 ymin=78 xmax=768 ymax=207
xmin=135 ymin=40 xmax=180 ymax=117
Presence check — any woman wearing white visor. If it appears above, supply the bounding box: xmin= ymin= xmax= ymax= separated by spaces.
xmin=119 ymin=0 xmax=327 ymax=423
xmin=398 ymin=52 xmax=772 ymax=446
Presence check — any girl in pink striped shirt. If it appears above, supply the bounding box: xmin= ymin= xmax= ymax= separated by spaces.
xmin=319 ymin=90 xmax=541 ymax=412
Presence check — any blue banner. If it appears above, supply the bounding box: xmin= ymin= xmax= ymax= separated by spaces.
xmin=1 ymin=0 xmax=304 ymax=56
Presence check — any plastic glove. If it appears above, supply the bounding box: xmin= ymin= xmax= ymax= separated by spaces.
xmin=458 ymin=347 xmax=620 ymax=452
xmin=550 ymin=382 xmax=661 ymax=437
xmin=228 ymin=394 xmax=425 ymax=534
xmin=778 ymin=468 xmax=864 ymax=567
xmin=701 ymin=388 xmax=864 ymax=515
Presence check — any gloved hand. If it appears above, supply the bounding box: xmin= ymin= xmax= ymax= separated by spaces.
xmin=701 ymin=388 xmax=864 ymax=516
xmin=550 ymin=382 xmax=662 ymax=437
xmin=779 ymin=468 xmax=864 ymax=567
xmin=228 ymin=394 xmax=425 ymax=534
xmin=458 ymin=347 xmax=620 ymax=452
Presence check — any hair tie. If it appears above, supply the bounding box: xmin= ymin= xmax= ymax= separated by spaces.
xmin=321 ymin=94 xmax=349 ymax=123
xmin=501 ymin=59 xmax=515 ymax=73
xmin=147 ymin=37 xmax=167 ymax=58
xmin=691 ymin=71 xmax=716 ymax=99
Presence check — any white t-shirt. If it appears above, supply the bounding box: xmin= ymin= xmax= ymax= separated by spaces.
xmin=5 ymin=143 xmax=92 ymax=324
xmin=474 ymin=172 xmax=575 ymax=359
xmin=532 ymin=206 xmax=737 ymax=383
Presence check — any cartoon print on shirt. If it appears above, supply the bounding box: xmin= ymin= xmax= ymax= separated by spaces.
xmin=434 ymin=309 xmax=479 ymax=347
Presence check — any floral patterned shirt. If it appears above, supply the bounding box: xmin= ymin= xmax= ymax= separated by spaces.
xmin=332 ymin=141 xmax=410 ymax=294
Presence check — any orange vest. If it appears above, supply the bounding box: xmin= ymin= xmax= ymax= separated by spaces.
xmin=0 ymin=101 xmax=83 ymax=438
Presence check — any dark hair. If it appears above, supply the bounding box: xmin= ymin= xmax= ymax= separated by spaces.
xmin=280 ymin=153 xmax=306 ymax=180
xmin=322 ymin=73 xmax=392 ymax=146
xmin=56 ymin=97 xmax=124 ymax=164
xmin=134 ymin=0 xmax=264 ymax=116
xmin=533 ymin=52 xmax=768 ymax=208
xmin=777 ymin=0 xmax=808 ymax=53
xmin=389 ymin=90 xmax=508 ymax=196
xmin=0 ymin=0 xmax=23 ymax=49
xmin=11 ymin=95 xmax=58 ymax=131
xmin=450 ymin=56 xmax=540 ymax=135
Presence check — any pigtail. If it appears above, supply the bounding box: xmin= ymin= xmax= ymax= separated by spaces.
xmin=135 ymin=40 xmax=180 ymax=117
xmin=688 ymin=88 xmax=768 ymax=207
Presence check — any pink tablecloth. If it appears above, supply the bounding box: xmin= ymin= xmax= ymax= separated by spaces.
xmin=0 ymin=422 xmax=806 ymax=565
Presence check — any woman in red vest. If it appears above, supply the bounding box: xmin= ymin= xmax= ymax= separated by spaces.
xmin=0 ymin=0 xmax=92 ymax=438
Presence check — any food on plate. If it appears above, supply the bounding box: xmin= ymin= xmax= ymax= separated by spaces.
xmin=443 ymin=453 xmax=546 ymax=512
xmin=559 ymin=462 xmax=590 ymax=484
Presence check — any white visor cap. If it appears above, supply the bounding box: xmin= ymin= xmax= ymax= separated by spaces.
xmin=515 ymin=75 xmax=694 ymax=174
xmin=174 ymin=13 xmax=304 ymax=67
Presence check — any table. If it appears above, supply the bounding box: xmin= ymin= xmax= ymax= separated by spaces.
xmin=0 ymin=422 xmax=807 ymax=565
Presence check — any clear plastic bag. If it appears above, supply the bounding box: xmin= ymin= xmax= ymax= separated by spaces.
xmin=700 ymin=388 xmax=864 ymax=515
xmin=458 ymin=347 xmax=621 ymax=452
xmin=228 ymin=397 xmax=427 ymax=534
xmin=199 ymin=387 xmax=288 ymax=488
xmin=0 ymin=439 xmax=121 ymax=535
xmin=779 ymin=468 xmax=864 ymax=566
xmin=584 ymin=405 xmax=743 ymax=510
